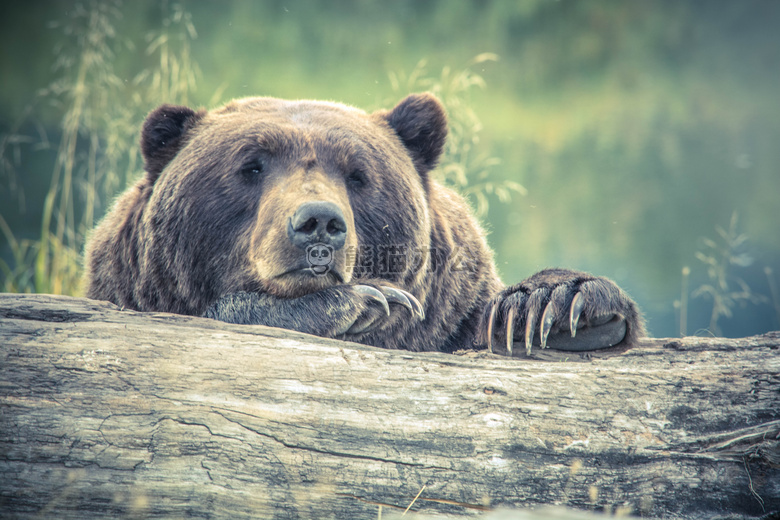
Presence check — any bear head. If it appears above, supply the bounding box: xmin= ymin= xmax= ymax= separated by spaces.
xmin=135 ymin=93 xmax=448 ymax=312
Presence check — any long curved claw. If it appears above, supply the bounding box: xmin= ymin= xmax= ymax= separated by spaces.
xmin=506 ymin=307 xmax=515 ymax=356
xmin=540 ymin=302 xmax=555 ymax=349
xmin=486 ymin=301 xmax=498 ymax=353
xmin=405 ymin=290 xmax=426 ymax=321
xmin=380 ymin=286 xmax=425 ymax=320
xmin=569 ymin=292 xmax=585 ymax=338
xmin=525 ymin=308 xmax=537 ymax=355
xmin=380 ymin=286 xmax=413 ymax=314
xmin=353 ymin=285 xmax=390 ymax=316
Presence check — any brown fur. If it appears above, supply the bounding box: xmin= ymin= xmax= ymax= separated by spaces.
xmin=84 ymin=93 xmax=644 ymax=353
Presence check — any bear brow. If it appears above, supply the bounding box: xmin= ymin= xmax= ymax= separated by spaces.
xmin=318 ymin=128 xmax=374 ymax=165
xmin=234 ymin=126 xmax=309 ymax=157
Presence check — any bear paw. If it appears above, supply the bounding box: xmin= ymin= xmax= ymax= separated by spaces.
xmin=344 ymin=285 xmax=425 ymax=335
xmin=204 ymin=285 xmax=424 ymax=340
xmin=481 ymin=268 xmax=642 ymax=355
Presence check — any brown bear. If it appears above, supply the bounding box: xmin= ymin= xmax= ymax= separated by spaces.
xmin=84 ymin=93 xmax=644 ymax=354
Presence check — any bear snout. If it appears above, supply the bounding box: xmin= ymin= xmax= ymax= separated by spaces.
xmin=287 ymin=201 xmax=347 ymax=250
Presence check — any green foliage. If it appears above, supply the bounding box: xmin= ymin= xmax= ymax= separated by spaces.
xmin=0 ymin=214 xmax=39 ymax=293
xmin=0 ymin=4 xmax=512 ymax=295
xmin=0 ymin=0 xmax=199 ymax=294
xmin=691 ymin=212 xmax=767 ymax=336
xmin=388 ymin=54 xmax=526 ymax=217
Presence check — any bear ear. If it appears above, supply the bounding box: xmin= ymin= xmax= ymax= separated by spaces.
xmin=381 ymin=93 xmax=448 ymax=176
xmin=141 ymin=104 xmax=204 ymax=183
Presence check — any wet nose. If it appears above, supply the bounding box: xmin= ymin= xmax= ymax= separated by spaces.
xmin=287 ymin=201 xmax=347 ymax=250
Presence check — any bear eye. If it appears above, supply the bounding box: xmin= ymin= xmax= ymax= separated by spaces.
xmin=347 ymin=169 xmax=366 ymax=188
xmin=240 ymin=160 xmax=265 ymax=179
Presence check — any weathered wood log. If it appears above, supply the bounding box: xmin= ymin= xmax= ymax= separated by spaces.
xmin=0 ymin=293 xmax=778 ymax=520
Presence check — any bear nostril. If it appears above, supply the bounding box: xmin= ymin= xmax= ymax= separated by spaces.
xmin=288 ymin=201 xmax=348 ymax=251
xmin=299 ymin=218 xmax=318 ymax=234
xmin=326 ymin=219 xmax=345 ymax=235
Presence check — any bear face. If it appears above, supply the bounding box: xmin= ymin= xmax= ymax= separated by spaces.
xmin=85 ymin=93 xmax=644 ymax=353
xmin=87 ymin=94 xmax=448 ymax=317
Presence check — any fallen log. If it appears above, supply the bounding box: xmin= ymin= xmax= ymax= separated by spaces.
xmin=0 ymin=293 xmax=778 ymax=519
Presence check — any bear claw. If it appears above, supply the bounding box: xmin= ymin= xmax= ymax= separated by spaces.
xmin=352 ymin=285 xmax=425 ymax=322
xmin=380 ymin=286 xmax=413 ymax=314
xmin=483 ymin=277 xmax=624 ymax=355
xmin=407 ymin=292 xmax=425 ymax=320
xmin=381 ymin=286 xmax=425 ymax=320
xmin=352 ymin=285 xmax=390 ymax=316
xmin=524 ymin=307 xmax=537 ymax=356
xmin=540 ymin=303 xmax=555 ymax=350
xmin=486 ymin=301 xmax=499 ymax=353
xmin=570 ymin=292 xmax=585 ymax=338
xmin=345 ymin=285 xmax=425 ymax=336
xmin=505 ymin=307 xmax=515 ymax=356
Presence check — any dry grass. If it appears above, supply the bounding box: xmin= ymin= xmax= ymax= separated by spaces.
xmin=1 ymin=1 xmax=199 ymax=294
xmin=690 ymin=212 xmax=767 ymax=336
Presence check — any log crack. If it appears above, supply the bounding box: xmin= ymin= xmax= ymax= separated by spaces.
xmin=213 ymin=410 xmax=460 ymax=472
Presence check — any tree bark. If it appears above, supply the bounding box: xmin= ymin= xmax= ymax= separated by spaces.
xmin=0 ymin=293 xmax=778 ymax=520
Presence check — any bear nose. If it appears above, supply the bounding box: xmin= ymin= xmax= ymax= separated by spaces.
xmin=287 ymin=201 xmax=347 ymax=250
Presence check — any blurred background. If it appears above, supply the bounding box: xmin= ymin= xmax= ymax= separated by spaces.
xmin=2 ymin=0 xmax=779 ymax=338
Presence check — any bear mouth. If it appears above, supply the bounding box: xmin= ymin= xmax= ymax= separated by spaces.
xmin=264 ymin=268 xmax=345 ymax=298
xmin=274 ymin=267 xmax=344 ymax=283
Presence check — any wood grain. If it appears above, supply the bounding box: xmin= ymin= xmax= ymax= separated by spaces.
xmin=1 ymin=294 xmax=778 ymax=519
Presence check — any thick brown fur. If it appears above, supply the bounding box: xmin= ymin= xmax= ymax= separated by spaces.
xmin=84 ymin=93 xmax=644 ymax=353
